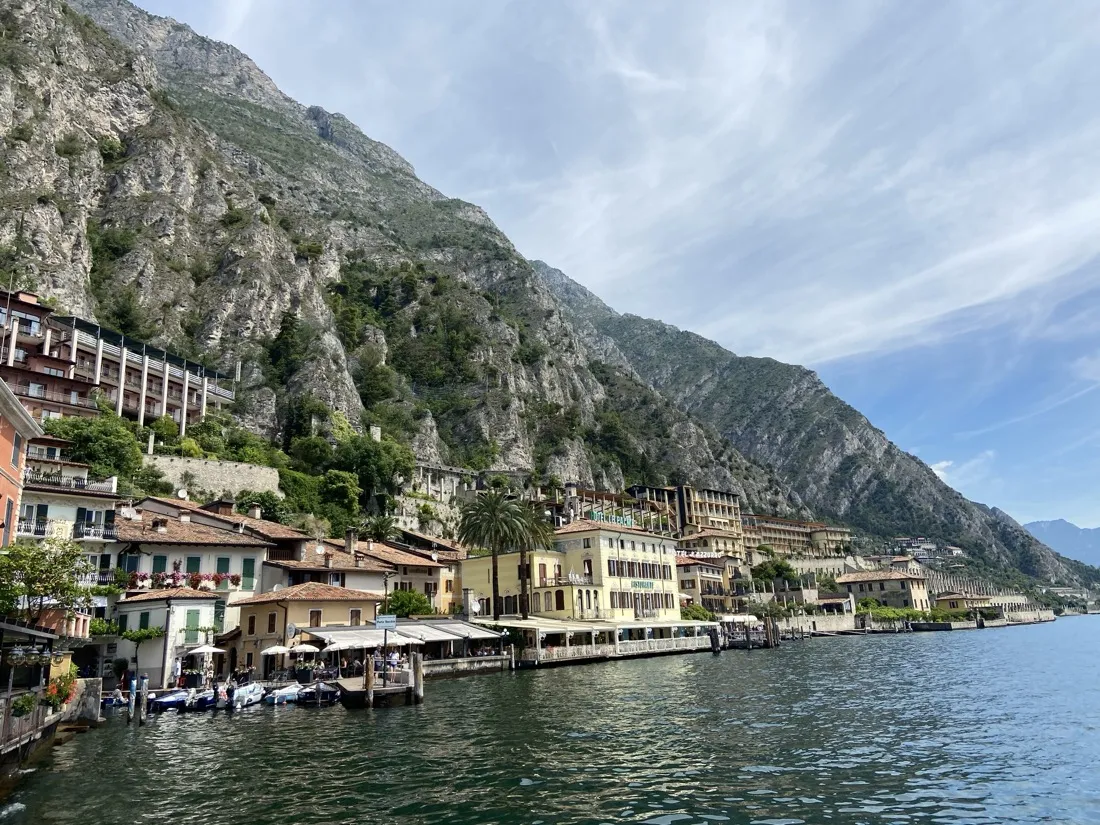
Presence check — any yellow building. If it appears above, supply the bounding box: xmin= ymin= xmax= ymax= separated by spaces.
xmin=935 ymin=592 xmax=992 ymax=611
xmin=676 ymin=557 xmax=726 ymax=614
xmin=837 ymin=570 xmax=931 ymax=611
xmin=229 ymin=582 xmax=383 ymax=678
xmin=741 ymin=514 xmax=851 ymax=558
xmin=677 ymin=528 xmax=744 ymax=562
xmin=460 ymin=519 xmax=681 ymax=622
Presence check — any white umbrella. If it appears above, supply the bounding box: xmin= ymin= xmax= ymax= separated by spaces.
xmin=261 ymin=645 xmax=290 ymax=656
xmin=288 ymin=643 xmax=319 ymax=654
xmin=322 ymin=641 xmax=355 ymax=652
xmin=189 ymin=645 xmax=226 ymax=655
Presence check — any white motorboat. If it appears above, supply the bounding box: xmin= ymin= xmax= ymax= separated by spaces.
xmin=232 ymin=682 xmax=264 ymax=709
xmin=264 ymin=683 xmax=302 ymax=705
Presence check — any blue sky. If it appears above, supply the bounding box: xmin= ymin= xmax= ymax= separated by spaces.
xmin=137 ymin=0 xmax=1100 ymax=527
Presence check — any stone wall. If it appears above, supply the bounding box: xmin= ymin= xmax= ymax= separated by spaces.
xmin=422 ymin=656 xmax=508 ymax=679
xmin=779 ymin=613 xmax=856 ymax=635
xmin=1005 ymin=608 xmax=1056 ymax=624
xmin=146 ymin=456 xmax=282 ymax=499
xmin=61 ymin=678 xmax=102 ymax=726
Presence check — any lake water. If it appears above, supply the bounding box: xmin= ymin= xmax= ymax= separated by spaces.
xmin=8 ymin=618 xmax=1100 ymax=824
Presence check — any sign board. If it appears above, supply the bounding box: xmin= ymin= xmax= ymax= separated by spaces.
xmin=375 ymin=614 xmax=397 ymax=630
xmin=585 ymin=510 xmax=635 ymax=528
xmin=630 ymin=580 xmax=655 ymax=590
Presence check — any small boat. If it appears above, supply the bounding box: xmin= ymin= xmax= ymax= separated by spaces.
xmin=149 ymin=689 xmax=189 ymax=713
xmin=296 ymin=681 xmax=339 ymax=706
xmin=232 ymin=682 xmax=264 ymax=709
xmin=264 ymin=684 xmax=301 ymax=705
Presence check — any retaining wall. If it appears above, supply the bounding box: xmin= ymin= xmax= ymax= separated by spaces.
xmin=146 ymin=455 xmax=281 ymax=498
xmin=779 ymin=613 xmax=857 ymax=634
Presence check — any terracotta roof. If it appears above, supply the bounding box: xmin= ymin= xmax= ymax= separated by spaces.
xmin=232 ymin=582 xmax=384 ymax=606
xmin=356 ymin=540 xmax=444 ymax=569
xmin=837 ymin=570 xmax=925 ymax=583
xmin=398 ymin=528 xmax=468 ymax=559
xmin=676 ymin=555 xmax=722 ymax=568
xmin=141 ymin=496 xmax=310 ymax=540
xmin=265 ymin=547 xmax=393 ymax=574
xmin=555 ymin=518 xmax=673 ymax=541
xmin=115 ymin=513 xmax=272 ymax=547
xmin=679 ymin=529 xmax=742 ymax=542
xmin=120 ymin=587 xmax=215 ymax=603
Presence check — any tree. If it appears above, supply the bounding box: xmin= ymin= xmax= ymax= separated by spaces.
xmin=235 ymin=490 xmax=291 ymax=524
xmin=0 ymin=538 xmax=93 ymax=625
xmin=317 ymin=470 xmax=361 ymax=536
xmin=517 ymin=503 xmax=555 ymax=619
xmin=457 ymin=491 xmax=527 ymax=620
xmin=681 ymin=603 xmax=715 ymax=621
xmin=147 ymin=414 xmax=179 ymax=447
xmin=386 ymin=589 xmax=433 ymax=618
xmin=289 ymin=435 xmax=333 ymax=474
xmin=330 ymin=435 xmax=414 ymax=511
xmin=751 ymin=558 xmax=797 ymax=583
xmin=121 ymin=626 xmax=165 ymax=660
xmin=363 ymin=514 xmax=397 ymax=542
xmin=44 ymin=413 xmax=143 ymax=480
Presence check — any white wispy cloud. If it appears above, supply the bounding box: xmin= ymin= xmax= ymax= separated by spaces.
xmin=930 ymin=450 xmax=997 ymax=493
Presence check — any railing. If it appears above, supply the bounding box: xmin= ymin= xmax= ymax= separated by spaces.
xmin=16 ymin=519 xmax=51 ymax=537
xmin=78 ymin=571 xmax=117 ymax=586
xmin=1 ymin=690 xmax=50 ymax=756
xmin=523 ymin=643 xmax=617 ymax=662
xmin=6 ymin=384 xmax=97 ymax=408
xmin=23 ymin=470 xmax=117 ymax=493
xmin=73 ymin=522 xmax=117 ymax=540
xmin=618 ymin=637 xmax=711 ymax=654
xmin=25 ymin=447 xmax=67 ymax=462
xmin=634 ymin=609 xmax=661 ymax=619
xmin=539 ymin=574 xmax=593 ymax=587
xmin=575 ymin=608 xmax=609 ymax=619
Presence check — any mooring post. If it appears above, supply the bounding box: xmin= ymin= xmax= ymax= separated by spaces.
xmin=138 ymin=674 xmax=148 ymax=726
xmin=509 ymin=644 xmax=515 ymax=671
xmin=413 ymin=653 xmax=424 ymax=705
xmin=365 ymin=661 xmax=375 ymax=709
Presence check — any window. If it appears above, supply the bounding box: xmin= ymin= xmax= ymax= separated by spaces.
xmin=858 ymin=584 xmax=865 ymax=592
xmin=445 ymin=580 xmax=453 ymax=593
xmin=139 ymin=611 xmax=150 ymax=630
xmin=267 ymin=612 xmax=277 ymax=633
xmin=879 ymin=582 xmax=885 ymax=591
xmin=186 ymin=556 xmax=201 ymax=574
xmin=123 ymin=555 xmax=139 ymax=573
xmin=152 ymin=555 xmax=167 ymax=574
xmin=900 ymin=580 xmax=907 ymax=589
xmin=903 ymin=599 xmax=909 ymax=607
xmin=242 ymin=558 xmax=255 ymax=590
xmin=350 ymin=609 xmax=361 ymax=626
xmin=309 ymin=609 xmax=322 ymax=627
xmin=610 ymin=592 xmax=618 ymax=609
xmin=2 ymin=498 xmax=11 ymax=547
xmin=247 ymin=615 xmax=256 ymax=635
xmin=555 ymin=590 xmax=565 ymax=611
xmin=607 ymin=538 xmax=613 ymax=548
xmin=10 ymin=432 xmax=21 ymax=467
xmin=583 ymin=538 xmax=591 ymax=549
xmin=217 ymin=557 xmax=230 ymax=589
xmin=184 ymin=609 xmax=199 ymax=644
xmin=214 ymin=600 xmax=225 ymax=633
xmin=532 ymin=593 xmax=541 ymax=612
xmin=245 ymin=652 xmax=253 ymax=668
xmin=117 ymin=613 xmax=129 ymax=632
xmin=846 ymin=584 xmax=852 ymax=593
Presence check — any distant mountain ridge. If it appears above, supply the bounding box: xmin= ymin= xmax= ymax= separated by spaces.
xmin=1025 ymin=520 xmax=1100 ymax=568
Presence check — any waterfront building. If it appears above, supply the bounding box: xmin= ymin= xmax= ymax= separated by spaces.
xmin=740 ymin=514 xmax=852 ymax=558
xmin=106 ymin=507 xmax=273 ymax=633
xmin=626 ymin=483 xmax=745 ymax=544
xmin=934 ymin=592 xmax=992 ymax=611
xmin=460 ymin=518 xmax=680 ymax=621
xmin=676 ymin=556 xmax=727 ymax=614
xmin=339 ymin=538 xmax=453 ymax=613
xmin=0 ymin=290 xmax=233 ymax=433
xmin=0 ymin=378 xmax=43 ymax=546
xmin=677 ymin=528 xmax=745 ymax=562
xmin=229 ymin=582 xmax=383 ymax=679
xmin=112 ymin=586 xmax=220 ymax=689
xmin=17 ymin=436 xmax=119 ymax=547
xmin=836 ymin=570 xmax=931 ymax=611
xmin=0 ymin=617 xmax=61 ymax=768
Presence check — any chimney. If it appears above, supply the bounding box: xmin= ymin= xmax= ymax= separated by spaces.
xmin=179 ymin=512 xmax=190 ymax=523
xmin=324 ymin=552 xmax=333 ymax=569
xmin=345 ymin=527 xmax=356 ymax=556
xmin=152 ymin=518 xmax=168 ymax=534
xmin=354 ymin=554 xmax=363 ymax=568
xmin=249 ymin=504 xmax=262 ymax=520
xmin=235 ymin=522 xmax=244 ymax=533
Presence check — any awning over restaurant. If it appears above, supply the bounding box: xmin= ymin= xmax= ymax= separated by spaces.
xmin=394 ymin=624 xmax=466 ymax=644
xmin=426 ymin=622 xmax=504 ymax=641
xmin=718 ymin=614 xmax=759 ymax=623
xmin=303 ymin=627 xmax=422 ymax=648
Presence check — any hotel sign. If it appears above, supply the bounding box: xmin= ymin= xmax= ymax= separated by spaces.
xmin=631 ymin=580 xmax=654 ymax=590
xmin=586 ymin=510 xmax=635 ymax=527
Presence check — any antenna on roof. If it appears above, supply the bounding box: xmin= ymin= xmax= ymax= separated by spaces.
xmin=177 ymin=489 xmax=188 ymax=500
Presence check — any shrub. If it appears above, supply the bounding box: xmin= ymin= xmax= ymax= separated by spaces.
xmin=97 ymin=134 xmax=125 ymax=164
xmin=295 ymin=240 xmax=323 ymax=259
xmin=220 ymin=207 xmax=251 ymax=229
xmin=8 ymin=121 xmax=33 ymax=143
xmin=54 ymin=132 xmax=84 ymax=158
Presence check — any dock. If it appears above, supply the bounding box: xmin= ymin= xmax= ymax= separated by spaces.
xmin=336 ymin=654 xmax=425 ymax=709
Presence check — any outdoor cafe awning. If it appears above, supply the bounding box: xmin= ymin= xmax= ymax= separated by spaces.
xmin=719 ymin=614 xmax=759 ymax=624
xmin=426 ymin=621 xmax=504 ymax=641
xmin=304 ymin=627 xmax=422 ymax=648
xmin=394 ymin=624 xmax=466 ymax=644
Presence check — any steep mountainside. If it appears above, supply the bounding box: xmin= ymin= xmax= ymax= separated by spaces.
xmin=1025 ymin=520 xmax=1100 ymax=568
xmin=0 ymin=0 xmax=803 ymax=514
xmin=532 ymin=262 xmax=1100 ymax=586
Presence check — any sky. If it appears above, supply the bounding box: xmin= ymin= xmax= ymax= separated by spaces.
xmin=136 ymin=0 xmax=1100 ymax=528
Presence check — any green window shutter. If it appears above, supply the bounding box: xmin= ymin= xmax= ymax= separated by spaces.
xmin=117 ymin=613 xmax=129 ymax=632
xmin=184 ymin=609 xmax=200 ymax=644
xmin=217 ymin=557 xmax=230 ymax=590
xmin=214 ymin=599 xmax=226 ymax=633
xmin=186 ymin=556 xmax=201 ymax=574
xmin=152 ymin=555 xmax=167 ymax=574
xmin=139 ymin=611 xmax=149 ymax=630
xmin=241 ymin=558 xmax=255 ymax=590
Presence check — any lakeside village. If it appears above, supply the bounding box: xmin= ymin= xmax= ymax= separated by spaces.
xmin=0 ymin=288 xmax=1093 ymax=775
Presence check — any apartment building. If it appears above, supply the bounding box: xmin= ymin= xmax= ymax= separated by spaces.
xmin=677 ymin=557 xmax=727 ymax=615
xmin=626 ymin=484 xmax=745 ymax=544
xmin=836 ymin=570 xmax=931 ymax=611
xmin=460 ymin=519 xmax=681 ymax=622
xmin=741 ymin=514 xmax=852 ymax=558
xmin=0 ymin=290 xmax=233 ymax=432
xmin=0 ymin=378 xmax=43 ymax=546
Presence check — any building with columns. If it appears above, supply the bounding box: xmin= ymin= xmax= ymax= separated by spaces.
xmin=0 ymin=290 xmax=234 ymax=433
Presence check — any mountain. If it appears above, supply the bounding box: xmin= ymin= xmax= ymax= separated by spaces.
xmin=4 ymin=0 xmax=1094 ymax=587
xmin=1 ymin=0 xmax=802 ymax=515
xmin=532 ymin=262 xmax=1100 ymax=587
xmin=1025 ymin=520 xmax=1100 ymax=568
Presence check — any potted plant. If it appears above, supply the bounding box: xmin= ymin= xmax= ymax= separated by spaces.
xmin=187 ymin=573 xmax=202 ymax=590
xmin=11 ymin=693 xmax=37 ymax=718
xmin=294 ymin=660 xmax=315 ymax=683
xmin=182 ymin=667 xmax=203 ymax=688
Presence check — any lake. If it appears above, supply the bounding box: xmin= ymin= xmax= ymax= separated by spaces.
xmin=7 ymin=618 xmax=1100 ymax=824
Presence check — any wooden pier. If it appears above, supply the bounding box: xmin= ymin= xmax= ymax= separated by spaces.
xmin=337 ymin=654 xmax=425 ymax=709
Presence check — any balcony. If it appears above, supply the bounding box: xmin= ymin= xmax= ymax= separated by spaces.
xmin=634 ymin=609 xmax=661 ymax=619
xmin=575 ymin=607 xmax=610 ymax=619
xmin=78 ymin=571 xmax=118 ymax=587
xmin=16 ymin=519 xmax=52 ymax=538
xmin=25 ymin=447 xmax=67 ymax=462
xmin=73 ymin=522 xmax=118 ymax=541
xmin=23 ymin=470 xmax=117 ymax=494
xmin=6 ymin=384 xmax=98 ymax=409
xmin=539 ymin=574 xmax=594 ymax=587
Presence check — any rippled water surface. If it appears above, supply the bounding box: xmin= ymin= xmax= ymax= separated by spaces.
xmin=10 ymin=618 xmax=1100 ymax=824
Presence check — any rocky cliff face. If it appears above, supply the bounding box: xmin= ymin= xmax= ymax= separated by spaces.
xmin=0 ymin=0 xmax=801 ymax=515
xmin=533 ymin=262 xmax=1100 ymax=586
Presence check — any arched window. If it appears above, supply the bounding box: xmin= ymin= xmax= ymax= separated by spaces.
xmin=585 ymin=590 xmax=592 ymax=610
xmin=593 ymin=591 xmax=599 ymax=608
xmin=532 ymin=592 xmax=542 ymax=613
xmin=555 ymin=589 xmax=565 ymax=610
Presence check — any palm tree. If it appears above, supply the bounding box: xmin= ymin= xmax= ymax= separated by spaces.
xmin=457 ymin=490 xmax=525 ymax=620
xmin=517 ymin=503 xmax=556 ymax=619
xmin=363 ymin=514 xmax=397 ymax=542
